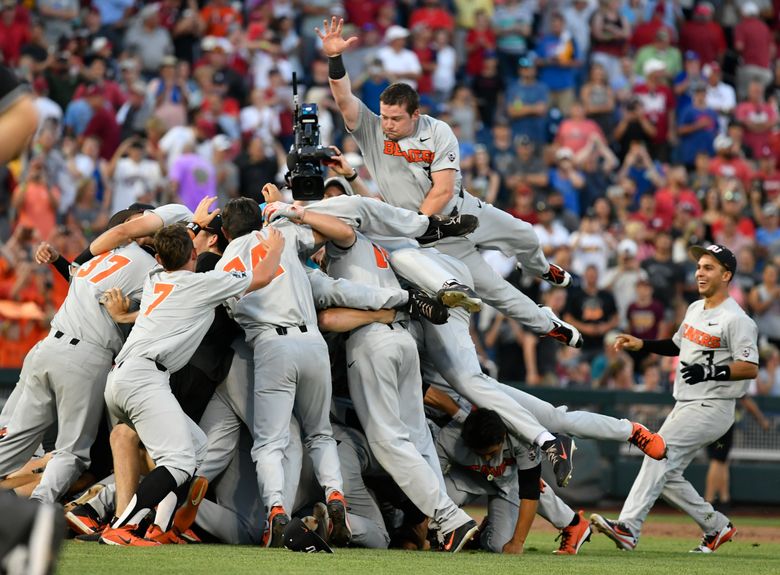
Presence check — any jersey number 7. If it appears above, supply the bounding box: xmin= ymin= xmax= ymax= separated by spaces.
xmin=76 ymin=253 xmax=132 ymax=284
xmin=144 ymin=283 xmax=175 ymax=316
xmin=223 ymin=243 xmax=285 ymax=279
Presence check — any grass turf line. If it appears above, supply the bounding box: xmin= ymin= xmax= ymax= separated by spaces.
xmin=57 ymin=530 xmax=780 ymax=575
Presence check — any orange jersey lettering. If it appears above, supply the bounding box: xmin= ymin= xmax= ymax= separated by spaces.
xmin=383 ymin=140 xmax=435 ymax=164
xmin=681 ymin=323 xmax=721 ymax=349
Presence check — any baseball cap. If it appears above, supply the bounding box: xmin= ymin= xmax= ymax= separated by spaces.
xmin=684 ymin=50 xmax=700 ymax=61
xmin=212 ymin=134 xmax=233 ymax=152
xmin=714 ymin=134 xmax=733 ymax=150
xmin=742 ymin=2 xmax=759 ymax=16
xmin=643 ymin=59 xmax=666 ymax=76
xmin=689 ymin=244 xmax=738 ymax=274
xmin=282 ymin=518 xmax=333 ymax=553
xmin=694 ymin=2 xmax=713 ymax=16
xmin=203 ymin=214 xmax=228 ymax=252
xmin=703 ymin=62 xmax=721 ymax=77
xmin=618 ymin=238 xmax=638 ymax=257
xmin=517 ymin=56 xmax=535 ymax=69
xmin=384 ymin=25 xmax=410 ymax=43
xmin=107 ymin=203 xmax=156 ymax=230
xmin=323 ymin=176 xmax=353 ymax=196
xmin=555 ymin=147 xmax=574 ymax=161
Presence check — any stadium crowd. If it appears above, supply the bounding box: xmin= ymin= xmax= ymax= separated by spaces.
xmin=1 ymin=0 xmax=780 ymax=399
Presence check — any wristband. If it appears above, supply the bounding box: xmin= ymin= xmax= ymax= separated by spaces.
xmin=328 ymin=55 xmax=346 ymax=80
xmin=345 ymin=169 xmax=358 ymax=182
xmin=186 ymin=222 xmax=202 ymax=238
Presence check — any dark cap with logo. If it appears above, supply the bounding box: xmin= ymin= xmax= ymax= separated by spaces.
xmin=688 ymin=244 xmax=737 ymax=274
xmin=282 ymin=518 xmax=333 ymax=553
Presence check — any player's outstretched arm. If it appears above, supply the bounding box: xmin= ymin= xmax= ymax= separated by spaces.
xmin=266 ymin=201 xmax=356 ymax=248
xmin=316 ymin=16 xmax=361 ymax=131
xmin=317 ymin=307 xmax=396 ymax=333
xmin=247 ymin=227 xmax=285 ymax=292
xmin=615 ymin=334 xmax=680 ymax=356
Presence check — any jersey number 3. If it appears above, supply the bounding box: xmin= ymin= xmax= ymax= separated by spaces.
xmin=76 ymin=253 xmax=132 ymax=284
xmin=223 ymin=243 xmax=285 ymax=279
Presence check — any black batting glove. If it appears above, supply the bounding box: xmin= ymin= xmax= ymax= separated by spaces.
xmin=680 ymin=362 xmax=730 ymax=385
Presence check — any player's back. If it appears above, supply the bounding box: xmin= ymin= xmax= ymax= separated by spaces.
xmin=673 ymin=297 xmax=759 ymax=401
xmin=115 ymin=266 xmax=250 ymax=373
xmin=325 ymin=231 xmax=402 ymax=292
xmin=217 ymin=220 xmax=318 ymax=341
xmin=52 ymin=243 xmax=157 ymax=356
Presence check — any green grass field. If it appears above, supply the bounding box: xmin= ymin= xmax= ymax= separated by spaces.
xmin=56 ymin=514 xmax=780 ymax=575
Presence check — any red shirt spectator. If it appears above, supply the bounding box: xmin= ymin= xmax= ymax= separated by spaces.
xmin=556 ymin=103 xmax=605 ymax=154
xmin=654 ymin=180 xmax=702 ymax=231
xmin=679 ymin=4 xmax=727 ymax=65
xmin=200 ymin=0 xmax=242 ymax=38
xmin=82 ymin=86 xmax=120 ymax=160
xmin=73 ymin=80 xmax=126 ymax=112
xmin=0 ymin=4 xmax=30 ymax=67
xmin=709 ymin=156 xmax=754 ymax=189
xmin=411 ymin=33 xmax=435 ymax=95
xmin=409 ymin=0 xmax=455 ymax=32
xmin=735 ymin=82 xmax=778 ymax=159
xmin=344 ymin=0 xmax=383 ymax=28
xmin=634 ymin=67 xmax=675 ymax=145
xmin=465 ymin=13 xmax=496 ymax=77
xmin=631 ymin=6 xmax=673 ymax=51
xmin=734 ymin=10 xmax=773 ymax=69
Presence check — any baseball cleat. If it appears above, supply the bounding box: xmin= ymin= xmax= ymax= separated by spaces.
xmin=543 ymin=434 xmax=576 ymax=487
xmin=539 ymin=305 xmax=582 ymax=348
xmin=437 ymin=280 xmax=482 ymax=313
xmin=441 ymin=519 xmax=480 ymax=553
xmin=416 ymin=213 xmax=479 ymax=245
xmin=0 ymin=426 xmax=6 ymax=438
xmin=590 ymin=514 xmax=637 ymax=551
xmin=690 ymin=522 xmax=737 ymax=553
xmin=145 ymin=524 xmax=187 ymax=544
xmin=65 ymin=504 xmax=104 ymax=536
xmin=312 ymin=501 xmax=329 ymax=543
xmin=179 ymin=528 xmax=202 ymax=544
xmin=407 ymin=288 xmax=449 ymax=324
xmin=262 ymin=506 xmax=290 ymax=548
xmin=172 ymin=476 xmax=209 ymax=536
xmin=554 ymin=510 xmax=591 ymax=554
xmin=326 ymin=491 xmax=352 ymax=547
xmin=541 ymin=263 xmax=572 ymax=287
xmin=628 ymin=422 xmax=667 ymax=460
xmin=99 ymin=525 xmax=161 ymax=547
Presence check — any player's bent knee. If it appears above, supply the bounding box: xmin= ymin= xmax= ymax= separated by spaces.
xmin=109 ymin=423 xmax=139 ymax=447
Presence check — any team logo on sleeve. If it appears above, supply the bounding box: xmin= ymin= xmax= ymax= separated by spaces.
xmin=447 ymin=152 xmax=456 ymax=162
xmin=743 ymin=348 xmax=751 ymax=358
xmin=383 ymin=141 xmax=435 ymax=164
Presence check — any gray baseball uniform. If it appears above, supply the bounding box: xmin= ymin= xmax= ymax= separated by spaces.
xmin=216 ymin=221 xmax=343 ymax=510
xmin=436 ymin=419 xmax=540 ymax=553
xmin=0 ymin=242 xmax=157 ymax=503
xmin=348 ymin=100 xmax=556 ymax=334
xmin=325 ymin=232 xmax=472 ymax=534
xmin=105 ymin=265 xmax=251 ymax=486
xmin=618 ymin=297 xmax=758 ymax=538
xmin=145 ymin=204 xmax=194 ymax=226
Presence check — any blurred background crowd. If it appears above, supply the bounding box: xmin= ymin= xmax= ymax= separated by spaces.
xmin=1 ymin=0 xmax=780 ymax=400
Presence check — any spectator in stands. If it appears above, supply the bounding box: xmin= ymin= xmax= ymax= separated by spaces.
xmin=679 ymin=3 xmax=726 ymax=67
xmin=590 ymin=0 xmax=631 ymax=86
xmin=756 ymin=345 xmax=780 ymax=396
xmin=734 ymin=1 xmax=774 ymax=98
xmin=462 ymin=144 xmax=500 ymax=205
xmin=106 ymin=137 xmax=163 ymax=213
xmin=581 ymin=62 xmax=617 ymax=139
xmin=410 ymin=26 xmax=435 ymax=97
xmin=148 ymin=56 xmax=190 ymax=128
xmin=200 ymin=0 xmax=242 ymax=39
xmin=703 ymin=61 xmax=737 ymax=133
xmin=617 ymin=140 xmax=665 ymax=201
xmin=677 ymin=81 xmax=718 ymax=168
xmin=635 ymin=28 xmax=682 ymax=79
xmin=11 ymin=155 xmax=59 ymax=244
xmin=409 ymin=0 xmax=454 ymax=32
xmin=376 ymin=26 xmax=421 ymax=89
xmin=654 ymin=166 xmax=702 ymax=230
xmin=749 ymin=263 xmax=780 ymax=347
xmin=641 ymin=231 xmax=683 ymax=312
xmin=634 ymin=59 xmax=676 ymax=161
xmin=674 ymin=51 xmax=704 ymax=115
xmin=432 ymin=29 xmax=457 ymax=102
xmin=236 ymin=136 xmax=280 ymax=204
xmin=117 ymin=81 xmax=152 ymax=142
xmin=533 ymin=199 xmax=570 ymax=258
xmin=570 ymin=210 xmax=613 ymax=277
xmin=557 ymin=103 xmax=606 ymax=154
xmin=168 ymin=141 xmax=216 ymax=211
xmin=506 ymin=56 xmax=549 ymax=145
xmin=492 ymin=0 xmax=532 ymax=80
xmin=471 ymin=51 xmax=504 ymax=127
xmin=563 ymin=0 xmax=596 ymax=67
xmin=124 ymin=4 xmax=175 ymax=79
xmin=625 ymin=276 xmax=666 ymax=371
xmin=631 ymin=2 xmax=673 ymax=51
xmin=75 ymin=56 xmax=126 ymax=113
xmin=601 ymin=238 xmax=649 ymax=329
xmin=709 ymin=135 xmax=754 ymax=190
xmin=82 ymin=84 xmax=121 ymax=161
xmin=0 ymin=0 xmax=30 ymax=67
xmin=735 ymin=80 xmax=778 ymax=160
xmin=549 ymin=147 xmax=586 ymax=217
xmin=534 ymin=11 xmax=580 ymax=115
xmin=465 ymin=10 xmax=496 ymax=78
xmin=564 ymin=264 xmax=619 ymax=362
xmin=211 ymin=135 xmax=237 ymax=208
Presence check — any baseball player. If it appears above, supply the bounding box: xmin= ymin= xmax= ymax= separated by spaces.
xmin=99 ymin=223 xmax=283 ymax=546
xmin=0 ymin=209 xmax=163 ymax=503
xmin=217 ymin=197 xmax=355 ymax=547
xmin=320 ymin=223 xmax=479 ymax=552
xmin=317 ymin=17 xmax=581 ymax=348
xmin=591 ymin=244 xmax=758 ymax=553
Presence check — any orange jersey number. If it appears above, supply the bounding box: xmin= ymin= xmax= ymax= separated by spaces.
xmin=144 ymin=283 xmax=175 ymax=316
xmin=76 ymin=253 xmax=132 ymax=284
xmin=223 ymin=243 xmax=285 ymax=279
xmin=372 ymin=244 xmax=390 ymax=269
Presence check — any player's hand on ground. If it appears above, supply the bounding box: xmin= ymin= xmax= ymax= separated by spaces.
xmin=259 ymin=227 xmax=285 ymax=254
xmin=614 ymin=333 xmax=643 ymax=352
xmin=315 ymin=16 xmax=358 ymax=58
xmin=193 ymin=196 xmax=220 ymax=227
xmin=502 ymin=539 xmax=525 ymax=554
xmin=34 ymin=242 xmax=59 ymax=265
xmin=99 ymin=287 xmax=131 ymax=321
xmin=261 ymin=183 xmax=283 ymax=204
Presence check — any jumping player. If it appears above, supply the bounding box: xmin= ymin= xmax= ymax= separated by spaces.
xmin=591 ymin=244 xmax=758 ymax=553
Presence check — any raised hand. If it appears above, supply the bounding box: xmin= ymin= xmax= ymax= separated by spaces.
xmin=315 ymin=16 xmax=359 ymax=58
xmin=261 ymin=183 xmax=283 ymax=204
xmin=614 ymin=333 xmax=643 ymax=352
xmin=193 ymin=196 xmax=220 ymax=227
xmin=34 ymin=241 xmax=60 ymax=265
xmin=260 ymin=226 xmax=285 ymax=254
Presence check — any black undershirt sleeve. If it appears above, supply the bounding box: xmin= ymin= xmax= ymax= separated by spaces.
xmin=642 ymin=339 xmax=680 ymax=357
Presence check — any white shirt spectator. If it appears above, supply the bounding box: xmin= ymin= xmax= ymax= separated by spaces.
xmin=533 ymin=221 xmax=571 ymax=253
xmin=159 ymin=125 xmax=196 ymax=172
xmin=570 ymin=231 xmax=610 ymax=277
xmin=111 ymin=157 xmax=163 ymax=213
xmin=34 ymin=96 xmax=63 ymax=136
xmin=240 ymin=104 xmax=280 ymax=144
xmin=433 ymin=44 xmax=458 ymax=98
xmin=376 ymin=46 xmax=422 ymax=90
xmin=706 ymin=81 xmax=737 ymax=132
xmin=252 ymin=51 xmax=293 ymax=90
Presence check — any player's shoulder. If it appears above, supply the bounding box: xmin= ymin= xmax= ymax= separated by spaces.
xmin=722 ymin=297 xmax=757 ymax=325
xmin=148 ymin=203 xmax=194 ymax=226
